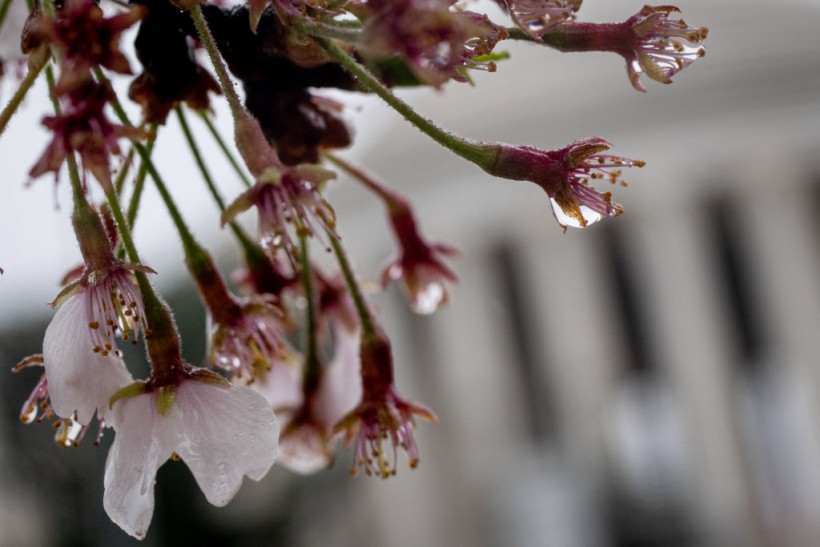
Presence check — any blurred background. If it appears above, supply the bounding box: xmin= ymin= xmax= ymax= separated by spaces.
xmin=3 ymin=0 xmax=820 ymax=545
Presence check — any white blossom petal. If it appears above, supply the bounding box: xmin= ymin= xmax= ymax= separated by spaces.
xmin=102 ymin=378 xmax=279 ymax=538
xmin=279 ymin=425 xmax=331 ymax=475
xmin=250 ymin=358 xmax=304 ymax=416
xmin=174 ymin=381 xmax=279 ymax=506
xmin=314 ymin=326 xmax=362 ymax=429
xmin=43 ymin=295 xmax=133 ymax=425
xmin=103 ymin=394 xmax=180 ymax=540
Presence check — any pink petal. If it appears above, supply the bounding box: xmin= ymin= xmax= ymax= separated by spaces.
xmin=43 ymin=295 xmax=133 ymax=425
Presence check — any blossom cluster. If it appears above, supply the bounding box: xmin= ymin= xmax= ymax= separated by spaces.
xmin=1 ymin=0 xmax=707 ymax=540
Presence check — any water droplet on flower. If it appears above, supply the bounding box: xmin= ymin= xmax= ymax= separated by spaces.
xmin=549 ymin=198 xmax=604 ymax=229
xmin=412 ymin=282 xmax=446 ymax=315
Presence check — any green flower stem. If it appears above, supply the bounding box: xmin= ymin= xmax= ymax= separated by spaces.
xmin=311 ymin=35 xmax=496 ymax=169
xmin=114 ymin=147 xmax=135 ymax=195
xmin=176 ymin=107 xmax=227 ymax=211
xmin=176 ymin=107 xmax=267 ymax=260
xmin=98 ymin=75 xmax=237 ymax=320
xmin=299 ymin=236 xmax=320 ymax=393
xmin=0 ymin=48 xmax=49 ymax=138
xmin=95 ymin=74 xmax=232 ymax=380
xmin=135 ymin=142 xmax=200 ymax=259
xmin=189 ymin=5 xmax=244 ymax=119
xmin=94 ymin=69 xmax=202 ymax=261
xmin=328 ymin=234 xmax=375 ymax=338
xmin=126 ymin=131 xmax=156 ymax=229
xmin=44 ymin=64 xmax=60 ymax=113
xmin=100 ymin=181 xmax=182 ymax=385
xmin=199 ymin=112 xmax=252 ymax=188
xmin=128 ymin=142 xmax=236 ymax=319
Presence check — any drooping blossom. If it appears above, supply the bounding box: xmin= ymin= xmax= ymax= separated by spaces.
xmin=222 ymin=165 xmax=338 ymax=258
xmin=252 ymin=267 xmax=361 ymax=474
xmin=476 ymin=137 xmax=645 ymax=229
xmin=277 ymin=323 xmax=362 ymax=474
xmin=185 ymin=244 xmax=298 ymax=390
xmin=323 ymin=155 xmax=458 ymax=314
xmin=622 ymin=5 xmax=709 ymax=92
xmin=362 ymin=0 xmax=508 ymax=87
xmin=15 ymin=191 xmax=147 ymax=442
xmin=13 ymin=355 xmax=96 ymax=447
xmin=538 ymin=5 xmax=708 ymax=92
xmin=223 ymin=111 xmax=338 ymax=260
xmin=31 ymin=202 xmax=150 ymax=429
xmin=53 ymin=255 xmax=151 ymax=355
xmin=27 ymin=0 xmax=143 ymax=93
xmin=104 ymin=375 xmax=280 ymax=539
xmin=334 ymin=328 xmax=437 ymax=477
xmin=208 ymin=294 xmax=293 ymax=376
xmin=42 ymin=294 xmax=136 ymax=426
xmin=506 ymin=0 xmax=581 ymax=39
xmin=30 ymin=80 xmax=148 ymax=189
xmin=381 ymin=202 xmax=458 ymax=314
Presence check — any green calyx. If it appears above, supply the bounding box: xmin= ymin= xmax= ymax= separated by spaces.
xmin=109 ymin=381 xmax=149 ymax=410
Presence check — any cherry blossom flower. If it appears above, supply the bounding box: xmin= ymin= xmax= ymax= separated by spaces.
xmin=623 ymin=5 xmax=709 ymax=92
xmin=23 ymin=0 xmax=143 ymax=93
xmin=223 ymin=112 xmax=338 ymax=259
xmin=477 ymin=137 xmax=645 ymax=229
xmin=381 ymin=204 xmax=458 ymax=314
xmin=30 ymin=80 xmax=148 ymax=189
xmin=222 ymin=164 xmax=337 ymax=259
xmin=208 ymin=294 xmax=293 ymax=378
xmin=53 ymin=256 xmax=151 ymax=354
xmin=42 ymin=295 xmax=136 ymax=426
xmin=506 ymin=0 xmax=581 ymax=39
xmin=186 ymin=245 xmax=298 ymax=389
xmin=538 ymin=5 xmax=708 ymax=92
xmin=362 ymin=0 xmax=507 ymax=86
xmin=104 ymin=377 xmax=279 ymax=539
xmin=28 ymin=240 xmax=150 ymax=432
xmin=335 ymin=329 xmax=437 ymax=477
xmin=278 ymin=324 xmax=362 ymax=474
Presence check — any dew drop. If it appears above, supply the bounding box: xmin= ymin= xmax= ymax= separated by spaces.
xmin=412 ymin=283 xmax=446 ymax=315
xmin=549 ymin=198 xmax=605 ymax=229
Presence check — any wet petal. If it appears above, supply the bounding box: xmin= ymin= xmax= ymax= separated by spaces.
xmin=43 ymin=296 xmax=133 ymax=425
xmin=278 ymin=424 xmax=332 ymax=475
xmin=174 ymin=382 xmax=279 ymax=506
xmin=103 ymin=394 xmax=180 ymax=540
